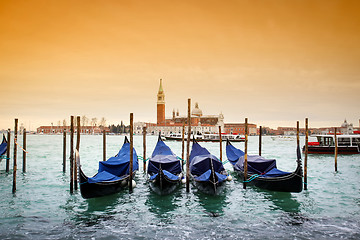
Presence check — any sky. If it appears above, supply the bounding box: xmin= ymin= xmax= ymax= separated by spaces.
xmin=0 ymin=0 xmax=359 ymax=130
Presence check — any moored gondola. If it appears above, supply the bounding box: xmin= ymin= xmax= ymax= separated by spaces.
xmin=147 ymin=135 xmax=182 ymax=195
xmin=77 ymin=136 xmax=138 ymax=199
xmin=226 ymin=140 xmax=303 ymax=193
xmin=0 ymin=134 xmax=7 ymax=161
xmin=189 ymin=139 xmax=228 ymax=195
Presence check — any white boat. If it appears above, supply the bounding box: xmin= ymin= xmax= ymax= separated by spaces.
xmin=165 ymin=133 xmax=245 ymax=142
xmin=305 ymin=134 xmax=360 ymax=154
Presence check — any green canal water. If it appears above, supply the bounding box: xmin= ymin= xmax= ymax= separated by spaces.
xmin=0 ymin=135 xmax=359 ymax=239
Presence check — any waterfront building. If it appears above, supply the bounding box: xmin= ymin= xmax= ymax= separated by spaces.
xmin=37 ymin=126 xmax=109 ymax=134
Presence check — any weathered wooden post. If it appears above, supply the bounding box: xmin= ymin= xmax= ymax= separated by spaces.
xmin=63 ymin=129 xmax=66 ymax=172
xmin=259 ymin=126 xmax=262 ymax=156
xmin=143 ymin=126 xmax=147 ymax=172
xmin=186 ymin=98 xmax=191 ymax=192
xmin=334 ymin=127 xmax=338 ymax=172
xmin=75 ymin=116 xmax=80 ymax=190
xmin=23 ymin=128 xmax=26 ymax=173
xmin=243 ymin=118 xmax=248 ymax=189
xmin=12 ymin=119 xmax=18 ymax=193
xmin=103 ymin=129 xmax=106 ymax=161
xmin=181 ymin=121 xmax=185 ymax=169
xmin=70 ymin=116 xmax=74 ymax=193
xmin=304 ymin=118 xmax=308 ymax=190
xmin=296 ymin=121 xmax=300 ymax=147
xmin=219 ymin=126 xmax=222 ymax=162
xmin=6 ymin=128 xmax=10 ymax=172
xmin=129 ymin=113 xmax=134 ymax=193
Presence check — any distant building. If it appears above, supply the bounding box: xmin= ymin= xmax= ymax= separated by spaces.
xmin=137 ymin=79 xmax=256 ymax=136
xmin=224 ymin=123 xmax=257 ymax=136
xmin=37 ymin=126 xmax=109 ymax=134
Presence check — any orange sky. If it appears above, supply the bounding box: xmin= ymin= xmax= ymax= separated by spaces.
xmin=0 ymin=0 xmax=359 ymax=130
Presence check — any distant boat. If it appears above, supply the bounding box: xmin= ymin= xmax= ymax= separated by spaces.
xmin=226 ymin=139 xmax=303 ymax=193
xmin=147 ymin=135 xmax=183 ymax=195
xmin=271 ymin=136 xmax=296 ymax=141
xmin=165 ymin=133 xmax=245 ymax=142
xmin=189 ymin=139 xmax=228 ymax=195
xmin=0 ymin=134 xmax=7 ymax=161
xmin=305 ymin=134 xmax=360 ymax=154
xmin=77 ymin=136 xmax=139 ymax=199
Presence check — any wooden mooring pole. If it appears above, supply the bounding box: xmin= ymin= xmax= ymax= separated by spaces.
xmin=334 ymin=127 xmax=338 ymax=172
xmin=186 ymin=98 xmax=191 ymax=193
xmin=6 ymin=128 xmax=10 ymax=172
xmin=181 ymin=121 xmax=185 ymax=169
xmin=243 ymin=118 xmax=248 ymax=189
xmin=304 ymin=118 xmax=308 ymax=190
xmin=12 ymin=119 xmax=18 ymax=194
xmin=129 ymin=113 xmax=134 ymax=193
xmin=259 ymin=126 xmax=262 ymax=156
xmin=75 ymin=116 xmax=80 ymax=190
xmin=23 ymin=128 xmax=26 ymax=173
xmin=219 ymin=126 xmax=222 ymax=162
xmin=296 ymin=121 xmax=300 ymax=148
xmin=70 ymin=116 xmax=74 ymax=193
xmin=103 ymin=129 xmax=106 ymax=161
xmin=63 ymin=129 xmax=66 ymax=172
xmin=143 ymin=126 xmax=147 ymax=172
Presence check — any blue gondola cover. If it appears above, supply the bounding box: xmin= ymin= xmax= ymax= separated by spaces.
xmin=189 ymin=141 xmax=225 ymax=180
xmin=88 ymin=171 xmax=122 ymax=183
xmin=88 ymin=137 xmax=138 ymax=183
xmin=0 ymin=135 xmax=7 ymax=156
xmin=148 ymin=139 xmax=181 ymax=175
xmin=227 ymin=142 xmax=291 ymax=177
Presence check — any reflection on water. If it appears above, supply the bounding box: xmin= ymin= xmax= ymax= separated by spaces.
xmin=145 ymin=188 xmax=182 ymax=221
xmin=259 ymin=189 xmax=310 ymax=226
xmin=194 ymin=190 xmax=228 ymax=217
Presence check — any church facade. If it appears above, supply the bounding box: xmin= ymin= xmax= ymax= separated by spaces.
xmin=134 ymin=79 xmax=227 ymax=136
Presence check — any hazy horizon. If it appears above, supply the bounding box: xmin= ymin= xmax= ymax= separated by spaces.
xmin=1 ymin=0 xmax=359 ymax=130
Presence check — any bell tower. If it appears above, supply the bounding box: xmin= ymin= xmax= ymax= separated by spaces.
xmin=157 ymin=79 xmax=165 ymax=124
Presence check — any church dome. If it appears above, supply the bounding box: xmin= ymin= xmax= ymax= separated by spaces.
xmin=192 ymin=102 xmax=203 ymax=117
xmin=341 ymin=119 xmax=348 ymax=128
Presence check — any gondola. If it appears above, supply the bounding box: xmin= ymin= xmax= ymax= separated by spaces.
xmin=0 ymin=134 xmax=8 ymax=161
xmin=77 ymin=136 xmax=139 ymax=199
xmin=226 ymin=140 xmax=303 ymax=193
xmin=147 ymin=135 xmax=182 ymax=195
xmin=189 ymin=139 xmax=228 ymax=195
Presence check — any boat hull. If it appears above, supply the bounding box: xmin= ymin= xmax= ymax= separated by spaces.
xmin=304 ymin=145 xmax=360 ymax=154
xmin=190 ymin=172 xmax=226 ymax=195
xmin=235 ymin=164 xmax=303 ymax=193
xmin=78 ymin=167 xmax=132 ymax=199
xmin=149 ymin=170 xmax=181 ymax=195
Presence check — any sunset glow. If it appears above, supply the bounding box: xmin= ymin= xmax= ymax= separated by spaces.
xmin=1 ymin=0 xmax=359 ymax=129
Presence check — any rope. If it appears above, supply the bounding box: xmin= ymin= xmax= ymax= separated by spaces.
xmin=0 ymin=156 xmax=10 ymax=160
xmin=137 ymin=156 xmax=149 ymax=162
xmin=177 ymin=156 xmax=186 ymax=163
xmin=14 ymin=139 xmax=28 ymax=153
xmin=244 ymin=174 xmax=260 ymax=183
xmin=221 ymin=160 xmax=229 ymax=165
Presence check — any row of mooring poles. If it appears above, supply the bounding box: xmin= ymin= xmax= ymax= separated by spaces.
xmin=66 ymin=115 xmax=81 ymax=193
